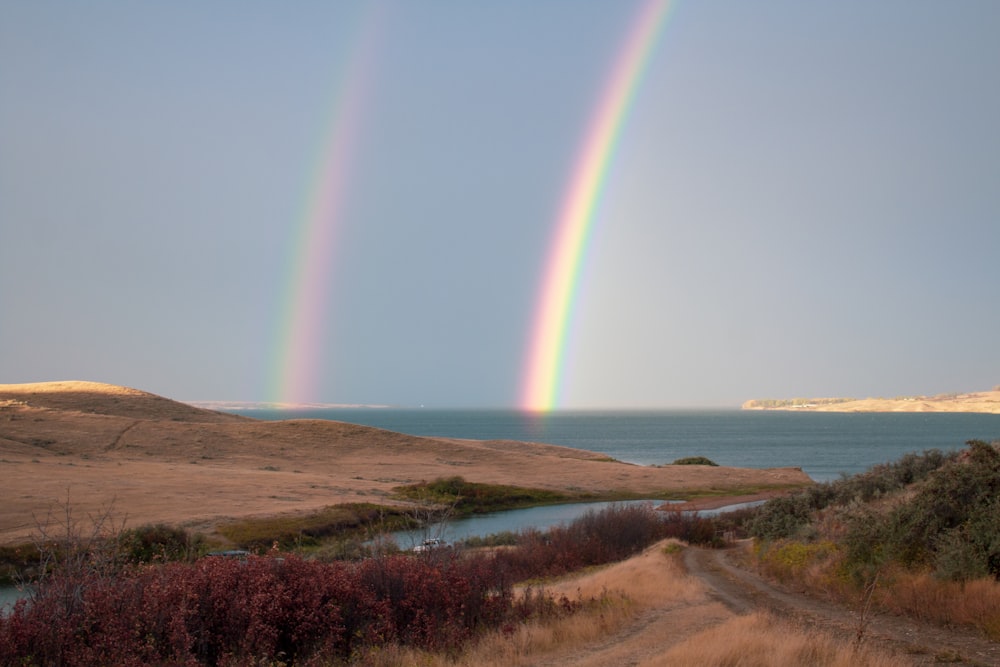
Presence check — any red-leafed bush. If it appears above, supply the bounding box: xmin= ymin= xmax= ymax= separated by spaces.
xmin=1 ymin=502 xmax=702 ymax=665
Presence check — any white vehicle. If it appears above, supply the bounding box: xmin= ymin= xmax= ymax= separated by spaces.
xmin=412 ymin=538 xmax=447 ymax=552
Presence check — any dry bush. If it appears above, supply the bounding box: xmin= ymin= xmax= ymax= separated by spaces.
xmin=355 ymin=591 xmax=631 ymax=667
xmin=649 ymin=612 xmax=909 ymax=667
xmin=753 ymin=539 xmax=847 ymax=594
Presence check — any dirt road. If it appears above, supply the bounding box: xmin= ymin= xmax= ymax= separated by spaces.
xmin=681 ymin=545 xmax=1000 ymax=666
xmin=529 ymin=544 xmax=999 ymax=666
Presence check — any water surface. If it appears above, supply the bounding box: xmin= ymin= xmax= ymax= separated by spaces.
xmin=231 ymin=408 xmax=1000 ymax=482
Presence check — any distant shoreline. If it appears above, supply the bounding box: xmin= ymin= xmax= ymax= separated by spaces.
xmin=186 ymin=401 xmax=392 ymax=411
xmin=742 ymin=389 xmax=1000 ymax=414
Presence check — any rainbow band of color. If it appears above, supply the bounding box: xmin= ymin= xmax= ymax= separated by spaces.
xmin=521 ymin=0 xmax=674 ymax=412
xmin=270 ymin=16 xmax=379 ymax=406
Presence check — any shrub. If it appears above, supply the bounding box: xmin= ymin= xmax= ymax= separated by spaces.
xmin=218 ymin=503 xmax=417 ymax=551
xmin=671 ymin=456 xmax=718 ymax=466
xmin=394 ymin=477 xmax=570 ymax=514
xmin=747 ymin=494 xmax=815 ymax=540
xmin=754 ymin=539 xmax=841 ymax=584
xmin=746 ymin=447 xmax=956 ymax=542
xmin=842 ymin=439 xmax=1000 ymax=580
xmin=0 ymin=502 xmax=690 ymax=665
xmin=460 ymin=531 xmax=519 ymax=548
xmin=118 ymin=523 xmax=201 ymax=564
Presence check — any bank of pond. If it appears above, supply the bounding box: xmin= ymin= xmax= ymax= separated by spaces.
xmin=1 ymin=497 xmax=763 ymax=615
xmin=0 ymin=502 xmax=730 ymax=664
xmin=386 ymin=497 xmax=762 ymax=551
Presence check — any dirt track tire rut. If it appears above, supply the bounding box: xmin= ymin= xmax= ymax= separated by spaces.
xmin=683 ymin=544 xmax=1000 ymax=666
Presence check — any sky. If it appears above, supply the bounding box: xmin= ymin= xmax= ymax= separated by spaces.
xmin=2 ymin=1 xmax=999 ymax=409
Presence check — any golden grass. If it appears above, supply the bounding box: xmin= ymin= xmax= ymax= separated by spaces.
xmin=539 ymin=540 xmax=703 ymax=606
xmin=356 ymin=592 xmax=638 ymax=667
xmin=647 ymin=612 xmax=910 ymax=667
xmin=878 ymin=569 xmax=1000 ymax=640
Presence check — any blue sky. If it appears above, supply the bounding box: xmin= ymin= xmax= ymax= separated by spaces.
xmin=2 ymin=1 xmax=998 ymax=408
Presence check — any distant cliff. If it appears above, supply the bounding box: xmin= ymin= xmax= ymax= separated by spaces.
xmin=742 ymin=389 xmax=1000 ymax=414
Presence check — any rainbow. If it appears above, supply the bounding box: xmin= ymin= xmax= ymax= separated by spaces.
xmin=270 ymin=16 xmax=381 ymax=405
xmin=520 ymin=0 xmax=675 ymax=411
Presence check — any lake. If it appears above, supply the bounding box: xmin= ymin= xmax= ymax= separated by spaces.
xmin=228 ymin=408 xmax=1000 ymax=482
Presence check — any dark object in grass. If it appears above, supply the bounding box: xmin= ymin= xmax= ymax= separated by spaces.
xmin=672 ymin=456 xmax=718 ymax=466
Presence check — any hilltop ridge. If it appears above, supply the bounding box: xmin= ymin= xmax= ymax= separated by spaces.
xmin=0 ymin=380 xmax=248 ymax=423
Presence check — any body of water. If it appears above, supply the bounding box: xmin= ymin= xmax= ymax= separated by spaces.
xmin=0 ymin=584 xmax=28 ymax=616
xmin=230 ymin=408 xmax=1000 ymax=482
xmin=385 ymin=498 xmax=766 ymax=550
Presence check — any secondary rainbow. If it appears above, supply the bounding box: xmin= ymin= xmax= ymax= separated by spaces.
xmin=520 ymin=0 xmax=675 ymax=411
xmin=270 ymin=16 xmax=380 ymax=406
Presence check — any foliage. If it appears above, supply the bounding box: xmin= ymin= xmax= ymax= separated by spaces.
xmin=746 ymin=448 xmax=955 ymax=541
xmin=117 ymin=523 xmax=203 ymax=564
xmin=0 ymin=502 xmax=702 ymax=665
xmin=459 ymin=531 xmax=519 ymax=549
xmin=741 ymin=439 xmax=1000 ymax=639
xmin=841 ymin=439 xmax=1000 ymax=580
xmin=754 ymin=539 xmax=842 ymax=584
xmin=393 ymin=476 xmax=573 ymax=515
xmin=0 ymin=545 xmax=36 ymax=586
xmin=218 ymin=503 xmax=417 ymax=551
xmin=671 ymin=456 xmax=718 ymax=466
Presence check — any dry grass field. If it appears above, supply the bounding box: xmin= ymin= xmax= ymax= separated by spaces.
xmin=0 ymin=381 xmax=810 ymax=545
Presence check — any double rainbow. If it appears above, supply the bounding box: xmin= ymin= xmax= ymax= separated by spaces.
xmin=520 ymin=0 xmax=675 ymax=412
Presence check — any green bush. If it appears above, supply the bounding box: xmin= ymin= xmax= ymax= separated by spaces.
xmin=118 ymin=524 xmax=200 ymax=563
xmin=747 ymin=494 xmax=815 ymax=540
xmin=394 ymin=476 xmax=571 ymax=514
xmin=218 ymin=503 xmax=417 ymax=551
xmin=842 ymin=440 xmax=1000 ymax=581
xmin=671 ymin=456 xmax=718 ymax=466
xmin=746 ymin=447 xmax=956 ymax=542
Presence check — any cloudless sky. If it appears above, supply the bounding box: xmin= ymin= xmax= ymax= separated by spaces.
xmin=2 ymin=1 xmax=998 ymax=408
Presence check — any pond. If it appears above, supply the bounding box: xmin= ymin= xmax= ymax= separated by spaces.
xmin=0 ymin=500 xmax=766 ymax=610
xmin=384 ymin=499 xmax=762 ymax=550
xmin=0 ymin=583 xmax=29 ymax=616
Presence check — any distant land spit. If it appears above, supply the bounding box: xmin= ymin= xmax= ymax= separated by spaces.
xmin=742 ymin=388 xmax=1000 ymax=414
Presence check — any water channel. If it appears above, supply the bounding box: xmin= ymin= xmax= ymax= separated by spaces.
xmin=0 ymin=583 xmax=29 ymax=615
xmin=385 ymin=498 xmax=762 ymax=550
xmin=0 ymin=499 xmax=763 ymax=610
